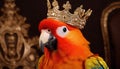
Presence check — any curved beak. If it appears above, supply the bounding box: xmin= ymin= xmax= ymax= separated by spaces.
xmin=39 ymin=29 xmax=57 ymax=52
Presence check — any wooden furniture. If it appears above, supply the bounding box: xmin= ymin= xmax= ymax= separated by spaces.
xmin=101 ymin=1 xmax=120 ymax=69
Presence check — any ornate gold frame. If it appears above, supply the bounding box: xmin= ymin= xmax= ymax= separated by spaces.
xmin=101 ymin=1 xmax=120 ymax=67
xmin=0 ymin=0 xmax=39 ymax=69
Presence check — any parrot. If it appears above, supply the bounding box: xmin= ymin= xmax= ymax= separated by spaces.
xmin=37 ymin=18 xmax=109 ymax=69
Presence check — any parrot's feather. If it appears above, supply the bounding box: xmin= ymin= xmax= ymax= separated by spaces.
xmin=85 ymin=55 xmax=109 ymax=69
xmin=37 ymin=55 xmax=44 ymax=69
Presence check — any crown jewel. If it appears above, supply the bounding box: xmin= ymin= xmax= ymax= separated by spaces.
xmin=47 ymin=0 xmax=92 ymax=29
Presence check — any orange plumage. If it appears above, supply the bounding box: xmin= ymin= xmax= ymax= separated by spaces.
xmin=37 ymin=18 xmax=108 ymax=69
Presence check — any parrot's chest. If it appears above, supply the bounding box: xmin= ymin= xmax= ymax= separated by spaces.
xmin=57 ymin=59 xmax=84 ymax=69
xmin=42 ymin=56 xmax=84 ymax=69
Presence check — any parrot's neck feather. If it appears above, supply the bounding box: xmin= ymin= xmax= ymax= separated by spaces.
xmin=44 ymin=45 xmax=93 ymax=62
xmin=57 ymin=46 xmax=93 ymax=61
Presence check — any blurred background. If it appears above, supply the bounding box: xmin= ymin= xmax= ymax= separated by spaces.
xmin=0 ymin=0 xmax=119 ymax=69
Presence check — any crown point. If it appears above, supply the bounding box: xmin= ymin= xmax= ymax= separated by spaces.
xmin=63 ymin=1 xmax=71 ymax=10
xmin=52 ymin=0 xmax=58 ymax=7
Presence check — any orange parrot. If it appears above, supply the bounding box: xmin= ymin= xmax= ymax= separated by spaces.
xmin=37 ymin=18 xmax=109 ymax=69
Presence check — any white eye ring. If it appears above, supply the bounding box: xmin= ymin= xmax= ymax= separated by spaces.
xmin=56 ymin=26 xmax=69 ymax=37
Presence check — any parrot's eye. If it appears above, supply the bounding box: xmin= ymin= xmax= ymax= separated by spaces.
xmin=56 ymin=26 xmax=69 ymax=37
xmin=63 ymin=27 xmax=67 ymax=32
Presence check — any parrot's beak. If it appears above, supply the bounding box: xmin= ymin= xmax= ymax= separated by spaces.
xmin=39 ymin=29 xmax=57 ymax=52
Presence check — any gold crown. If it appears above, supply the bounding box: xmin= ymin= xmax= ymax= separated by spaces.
xmin=47 ymin=0 xmax=92 ymax=29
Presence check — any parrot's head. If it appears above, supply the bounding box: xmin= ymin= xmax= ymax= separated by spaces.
xmin=39 ymin=18 xmax=92 ymax=58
